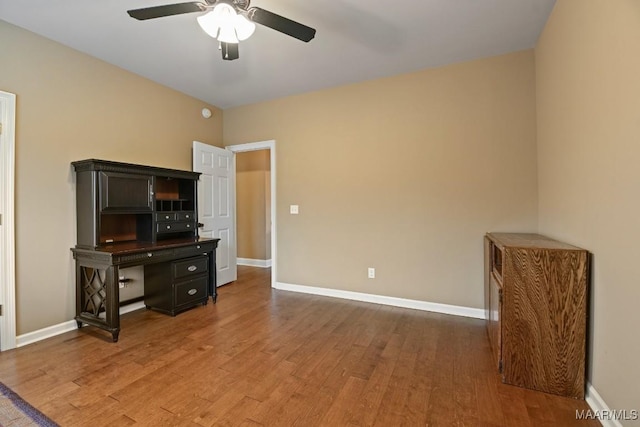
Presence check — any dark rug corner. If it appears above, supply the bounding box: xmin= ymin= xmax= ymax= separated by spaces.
xmin=0 ymin=382 xmax=59 ymax=426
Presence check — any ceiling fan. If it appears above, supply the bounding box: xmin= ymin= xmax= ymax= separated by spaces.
xmin=127 ymin=0 xmax=316 ymax=61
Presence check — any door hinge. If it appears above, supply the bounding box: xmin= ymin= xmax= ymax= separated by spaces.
xmin=0 ymin=305 xmax=3 ymax=316
xmin=0 ymin=122 xmax=3 ymax=135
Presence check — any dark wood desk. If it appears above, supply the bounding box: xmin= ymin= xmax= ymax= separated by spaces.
xmin=71 ymin=237 xmax=219 ymax=342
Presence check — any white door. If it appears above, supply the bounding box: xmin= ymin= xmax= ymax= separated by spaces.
xmin=193 ymin=141 xmax=237 ymax=286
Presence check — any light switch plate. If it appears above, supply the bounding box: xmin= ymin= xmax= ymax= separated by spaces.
xmin=290 ymin=205 xmax=299 ymax=214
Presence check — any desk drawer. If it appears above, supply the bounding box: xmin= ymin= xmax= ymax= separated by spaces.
xmin=177 ymin=212 xmax=195 ymax=221
xmin=156 ymin=212 xmax=177 ymax=221
xmin=174 ymin=243 xmax=212 ymax=258
xmin=175 ymin=276 xmax=208 ymax=307
xmin=157 ymin=221 xmax=195 ymax=233
xmin=172 ymin=256 xmax=208 ymax=280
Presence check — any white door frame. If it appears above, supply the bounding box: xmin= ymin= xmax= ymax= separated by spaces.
xmin=0 ymin=91 xmax=17 ymax=350
xmin=226 ymin=140 xmax=276 ymax=287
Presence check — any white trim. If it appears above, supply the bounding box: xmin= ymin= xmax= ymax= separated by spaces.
xmin=120 ymin=301 xmax=146 ymax=315
xmin=16 ymin=301 xmax=146 ymax=348
xmin=585 ymin=383 xmax=624 ymax=427
xmin=274 ymin=282 xmax=485 ymax=319
xmin=226 ymin=140 xmax=276 ymax=288
xmin=237 ymin=258 xmax=272 ymax=268
xmin=16 ymin=320 xmax=79 ymax=348
xmin=0 ymin=90 xmax=17 ymax=351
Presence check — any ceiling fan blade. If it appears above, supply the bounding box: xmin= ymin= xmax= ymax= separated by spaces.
xmin=248 ymin=7 xmax=316 ymax=42
xmin=127 ymin=2 xmax=206 ymax=20
xmin=221 ymin=42 xmax=239 ymax=61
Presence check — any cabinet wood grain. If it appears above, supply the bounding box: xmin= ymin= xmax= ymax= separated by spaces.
xmin=484 ymin=232 xmax=588 ymax=399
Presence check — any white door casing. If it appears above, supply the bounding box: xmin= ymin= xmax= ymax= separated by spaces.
xmin=0 ymin=91 xmax=17 ymax=350
xmin=193 ymin=141 xmax=237 ymax=286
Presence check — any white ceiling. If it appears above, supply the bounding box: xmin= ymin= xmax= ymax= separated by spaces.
xmin=0 ymin=0 xmax=556 ymax=109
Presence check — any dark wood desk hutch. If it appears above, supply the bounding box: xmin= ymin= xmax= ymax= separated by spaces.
xmin=71 ymin=159 xmax=219 ymax=342
xmin=484 ymin=232 xmax=588 ymax=399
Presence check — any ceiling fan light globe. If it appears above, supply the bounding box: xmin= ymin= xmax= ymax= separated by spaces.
xmin=218 ymin=24 xmax=239 ymax=43
xmin=235 ymin=15 xmax=255 ymax=41
xmin=196 ymin=11 xmax=221 ymax=38
xmin=212 ymin=3 xmax=236 ymax=20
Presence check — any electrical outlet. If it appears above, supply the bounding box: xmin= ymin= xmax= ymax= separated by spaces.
xmin=368 ymin=268 xmax=375 ymax=279
xmin=290 ymin=205 xmax=299 ymax=214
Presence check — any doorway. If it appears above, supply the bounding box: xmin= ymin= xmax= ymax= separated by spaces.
xmin=227 ymin=141 xmax=276 ymax=288
xmin=235 ymin=149 xmax=272 ymax=269
xmin=0 ymin=90 xmax=17 ymax=350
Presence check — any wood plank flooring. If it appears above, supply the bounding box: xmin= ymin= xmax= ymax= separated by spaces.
xmin=0 ymin=266 xmax=599 ymax=426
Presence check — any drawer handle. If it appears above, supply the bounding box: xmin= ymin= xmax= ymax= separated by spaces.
xmin=187 ymin=289 xmax=198 ymax=296
xmin=187 ymin=265 xmax=198 ymax=272
xmin=147 ymin=252 xmax=153 ymax=257
xmin=166 ymin=225 xmax=171 ymax=229
xmin=165 ymin=215 xmax=170 ymax=219
xmin=185 ymin=214 xmax=191 ymax=219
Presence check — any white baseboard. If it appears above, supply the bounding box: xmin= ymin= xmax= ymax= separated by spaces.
xmin=237 ymin=258 xmax=272 ymax=268
xmin=16 ymin=320 xmax=79 ymax=348
xmin=274 ymin=282 xmax=485 ymax=319
xmin=119 ymin=301 xmax=146 ymax=315
xmin=16 ymin=301 xmax=146 ymax=348
xmin=585 ymin=383 xmax=625 ymax=427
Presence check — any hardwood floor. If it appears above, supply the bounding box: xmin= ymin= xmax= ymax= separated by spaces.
xmin=0 ymin=266 xmax=599 ymax=426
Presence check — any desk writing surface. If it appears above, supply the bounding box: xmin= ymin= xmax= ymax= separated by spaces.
xmin=73 ymin=237 xmax=217 ymax=255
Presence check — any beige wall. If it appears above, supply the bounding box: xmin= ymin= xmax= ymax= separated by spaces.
xmin=536 ymin=0 xmax=640 ymax=418
xmin=224 ymin=50 xmax=538 ymax=308
xmin=3 ymin=2 xmax=635 ymax=413
xmin=0 ymin=20 xmax=223 ymax=335
xmin=236 ymin=150 xmax=271 ymax=260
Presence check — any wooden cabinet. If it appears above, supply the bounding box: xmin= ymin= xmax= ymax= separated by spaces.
xmin=484 ymin=232 xmax=589 ymax=399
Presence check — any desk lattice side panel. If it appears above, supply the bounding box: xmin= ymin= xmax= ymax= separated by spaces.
xmin=80 ymin=267 xmax=107 ymax=316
